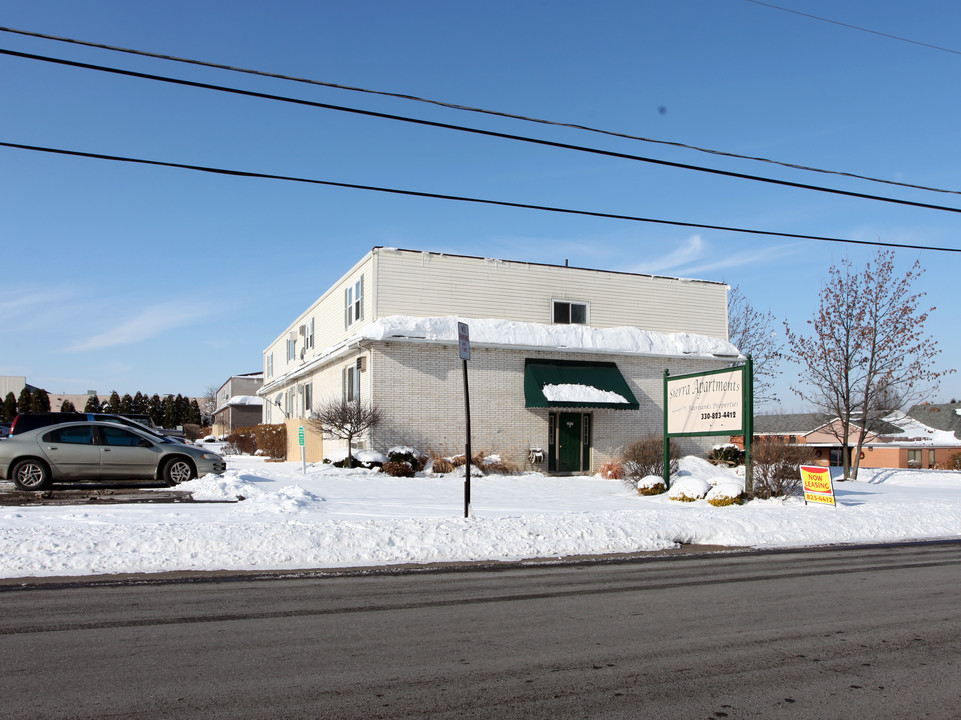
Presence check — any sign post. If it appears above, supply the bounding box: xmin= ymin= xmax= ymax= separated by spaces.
xmin=298 ymin=425 xmax=306 ymax=475
xmin=458 ymin=322 xmax=472 ymax=519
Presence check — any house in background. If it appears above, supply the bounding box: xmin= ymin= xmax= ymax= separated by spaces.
xmin=258 ymin=247 xmax=740 ymax=470
xmin=732 ymin=404 xmax=961 ymax=469
xmin=211 ymin=372 xmax=264 ymax=438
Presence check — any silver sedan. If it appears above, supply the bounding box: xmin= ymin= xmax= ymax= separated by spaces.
xmin=0 ymin=421 xmax=226 ymax=491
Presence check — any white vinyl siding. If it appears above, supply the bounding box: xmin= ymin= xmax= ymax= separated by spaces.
xmin=372 ymin=250 xmax=728 ymax=339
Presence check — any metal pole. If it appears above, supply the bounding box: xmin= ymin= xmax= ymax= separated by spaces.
xmin=463 ymin=357 xmax=471 ymax=518
xmin=744 ymin=356 xmax=754 ymax=498
xmin=663 ymin=369 xmax=671 ymax=489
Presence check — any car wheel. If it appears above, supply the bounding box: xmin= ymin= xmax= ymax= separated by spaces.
xmin=12 ymin=459 xmax=52 ymax=491
xmin=163 ymin=457 xmax=195 ymax=487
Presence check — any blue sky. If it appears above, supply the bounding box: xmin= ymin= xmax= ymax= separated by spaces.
xmin=1 ymin=0 xmax=959 ymax=408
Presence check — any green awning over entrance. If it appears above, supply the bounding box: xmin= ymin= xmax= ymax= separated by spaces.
xmin=524 ymin=359 xmax=639 ymax=410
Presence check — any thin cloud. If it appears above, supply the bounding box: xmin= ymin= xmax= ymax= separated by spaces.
xmin=627 ymin=235 xmax=705 ymax=274
xmin=678 ymin=242 xmax=805 ymax=275
xmin=66 ymin=301 xmax=210 ymax=352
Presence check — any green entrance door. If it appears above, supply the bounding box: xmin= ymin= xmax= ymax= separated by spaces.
xmin=557 ymin=412 xmax=585 ymax=473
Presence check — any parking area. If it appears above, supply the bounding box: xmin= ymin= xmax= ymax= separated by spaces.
xmin=0 ymin=480 xmax=236 ymax=506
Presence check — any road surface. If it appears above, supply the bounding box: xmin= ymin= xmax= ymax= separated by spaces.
xmin=2 ymin=542 xmax=960 ymax=718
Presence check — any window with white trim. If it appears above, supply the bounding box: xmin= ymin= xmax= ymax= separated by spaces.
xmin=552 ymin=300 xmax=588 ymax=325
xmin=266 ymin=353 xmax=273 ymax=378
xmin=344 ymin=363 xmax=360 ymax=402
xmin=303 ymin=382 xmax=313 ymax=417
xmin=305 ymin=318 xmax=315 ymax=350
xmin=345 ymin=276 xmax=364 ymax=328
xmin=287 ymin=337 xmax=297 ymax=362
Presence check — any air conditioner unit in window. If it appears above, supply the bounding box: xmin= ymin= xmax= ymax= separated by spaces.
xmin=298 ymin=324 xmax=306 ymax=336
xmin=288 ymin=331 xmax=297 ymax=341
xmin=356 ymin=356 xmax=367 ymax=372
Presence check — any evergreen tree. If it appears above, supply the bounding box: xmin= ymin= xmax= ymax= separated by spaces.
xmin=17 ymin=387 xmax=32 ymax=414
xmin=2 ymin=392 xmax=17 ymax=421
xmin=148 ymin=394 xmax=163 ymax=426
xmin=120 ymin=393 xmax=134 ymax=414
xmin=162 ymin=395 xmax=177 ymax=428
xmin=30 ymin=389 xmax=51 ymax=413
xmin=60 ymin=399 xmax=77 ymax=412
xmin=132 ymin=391 xmax=147 ymax=414
xmin=84 ymin=394 xmax=101 ymax=412
xmin=174 ymin=394 xmax=189 ymax=426
xmin=188 ymin=399 xmax=202 ymax=426
xmin=106 ymin=391 xmax=122 ymax=414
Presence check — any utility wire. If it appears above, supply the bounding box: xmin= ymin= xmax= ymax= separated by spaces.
xmin=1 ymin=24 xmax=959 ymax=198
xmin=4 ymin=47 xmax=961 ymax=218
xmin=745 ymin=0 xmax=961 ymax=57
xmin=2 ymin=140 xmax=958 ymax=254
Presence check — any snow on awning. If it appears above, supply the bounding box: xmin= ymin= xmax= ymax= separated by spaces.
xmin=524 ymin=359 xmax=639 ymax=409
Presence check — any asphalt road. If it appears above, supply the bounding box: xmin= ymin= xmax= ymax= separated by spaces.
xmin=3 ymin=542 xmax=961 ymax=719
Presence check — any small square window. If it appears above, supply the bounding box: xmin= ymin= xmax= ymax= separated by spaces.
xmin=553 ymin=300 xmax=588 ymax=325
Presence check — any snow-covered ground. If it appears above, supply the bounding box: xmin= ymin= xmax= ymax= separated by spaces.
xmin=1 ymin=455 xmax=959 ymax=579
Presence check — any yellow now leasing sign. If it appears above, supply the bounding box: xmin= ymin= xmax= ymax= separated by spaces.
xmin=800 ymin=465 xmax=837 ymax=507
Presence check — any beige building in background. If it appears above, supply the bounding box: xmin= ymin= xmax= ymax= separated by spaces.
xmin=259 ymin=247 xmax=739 ymax=471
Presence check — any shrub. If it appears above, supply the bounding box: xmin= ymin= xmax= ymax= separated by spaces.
xmin=708 ymin=495 xmax=742 ymax=507
xmin=708 ymin=444 xmax=745 ymax=467
xmin=481 ymin=455 xmax=520 ymax=475
xmin=253 ymin=424 xmax=287 ymax=460
xmin=950 ymin=452 xmax=961 ymax=471
xmin=223 ymin=427 xmax=257 ymax=455
xmin=751 ymin=439 xmax=814 ymax=499
xmin=621 ymin=436 xmax=679 ymax=490
xmin=635 ymin=475 xmax=666 ymax=496
xmin=599 ymin=459 xmax=624 ymax=480
xmin=388 ymin=449 xmax=425 ymax=472
xmin=382 ymin=461 xmax=415 ymax=477
xmin=427 ymin=450 xmax=455 ymax=474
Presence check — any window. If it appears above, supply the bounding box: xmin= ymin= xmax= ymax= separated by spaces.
xmin=266 ymin=352 xmax=273 ymax=378
xmin=43 ymin=426 xmax=94 ymax=444
xmin=929 ymin=449 xmax=936 ymax=467
xmin=101 ymin=426 xmax=149 ymax=447
xmin=344 ymin=363 xmax=360 ymax=402
xmin=287 ymin=337 xmax=297 ymax=362
xmin=303 ymin=382 xmax=312 ymax=417
xmin=345 ymin=276 xmax=364 ymax=328
xmin=552 ymin=300 xmax=588 ymax=325
xmin=908 ymin=449 xmax=921 ymax=468
xmin=305 ymin=318 xmax=315 ymax=351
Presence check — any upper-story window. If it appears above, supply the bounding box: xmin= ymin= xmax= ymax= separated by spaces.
xmin=287 ymin=337 xmax=297 ymax=361
xmin=553 ymin=300 xmax=588 ymax=325
xmin=266 ymin=352 xmax=273 ymax=378
xmin=304 ymin=318 xmax=315 ymax=350
xmin=345 ymin=276 xmax=364 ymax=328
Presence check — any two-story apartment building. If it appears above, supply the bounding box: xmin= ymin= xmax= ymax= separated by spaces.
xmin=211 ymin=372 xmax=264 ymax=438
xmin=259 ymin=247 xmax=740 ymax=472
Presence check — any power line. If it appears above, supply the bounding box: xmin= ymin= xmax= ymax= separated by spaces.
xmin=2 ymin=140 xmax=958 ymax=254
xmin=1 ymin=24 xmax=959 ymax=198
xmin=744 ymin=0 xmax=961 ymax=57
xmin=4 ymin=47 xmax=961 ymax=218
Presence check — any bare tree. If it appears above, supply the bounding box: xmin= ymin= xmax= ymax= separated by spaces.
xmin=308 ymin=398 xmax=382 ymax=467
xmin=785 ymin=250 xmax=950 ymax=479
xmin=201 ymin=384 xmax=219 ymax=426
xmin=728 ymin=285 xmax=783 ymax=406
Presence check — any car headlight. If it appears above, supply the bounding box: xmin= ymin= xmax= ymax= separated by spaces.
xmin=199 ymin=453 xmax=223 ymax=461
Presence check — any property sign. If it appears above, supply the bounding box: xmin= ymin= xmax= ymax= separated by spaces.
xmin=666 ymin=366 xmax=745 ymax=436
xmin=298 ymin=425 xmax=305 ymax=447
xmin=800 ymin=465 xmax=837 ymax=507
xmin=458 ymin=322 xmax=471 ymax=361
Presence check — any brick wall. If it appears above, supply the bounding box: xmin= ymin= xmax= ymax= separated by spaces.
xmin=368 ymin=341 xmax=729 ymax=472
